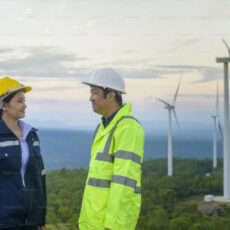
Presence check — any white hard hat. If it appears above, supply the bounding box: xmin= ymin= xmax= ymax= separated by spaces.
xmin=82 ymin=68 xmax=126 ymax=94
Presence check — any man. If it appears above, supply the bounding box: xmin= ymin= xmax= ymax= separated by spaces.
xmin=79 ymin=68 xmax=145 ymax=230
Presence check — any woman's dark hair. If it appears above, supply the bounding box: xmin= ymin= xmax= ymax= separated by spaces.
xmin=102 ymin=88 xmax=123 ymax=106
xmin=0 ymin=91 xmax=23 ymax=118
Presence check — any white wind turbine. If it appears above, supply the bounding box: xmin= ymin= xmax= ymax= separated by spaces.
xmin=156 ymin=78 xmax=181 ymax=176
xmin=216 ymin=39 xmax=230 ymax=198
xmin=211 ymin=83 xmax=223 ymax=168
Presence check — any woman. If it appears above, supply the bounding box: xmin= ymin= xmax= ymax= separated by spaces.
xmin=0 ymin=77 xmax=46 ymax=230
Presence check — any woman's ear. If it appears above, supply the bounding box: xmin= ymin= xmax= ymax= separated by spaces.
xmin=2 ymin=102 xmax=7 ymax=110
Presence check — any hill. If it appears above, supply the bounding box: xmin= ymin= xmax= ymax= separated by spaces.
xmin=43 ymin=158 xmax=230 ymax=230
xmin=38 ymin=129 xmax=223 ymax=170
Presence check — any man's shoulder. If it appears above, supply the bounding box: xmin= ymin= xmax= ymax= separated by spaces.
xmin=116 ymin=116 xmax=144 ymax=132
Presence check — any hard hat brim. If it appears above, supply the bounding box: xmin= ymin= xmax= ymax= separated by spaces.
xmin=8 ymin=86 xmax=32 ymax=94
xmin=82 ymin=81 xmax=126 ymax=94
xmin=19 ymin=86 xmax=32 ymax=94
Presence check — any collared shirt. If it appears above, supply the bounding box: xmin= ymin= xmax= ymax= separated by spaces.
xmin=101 ymin=109 xmax=119 ymax=128
xmin=18 ymin=120 xmax=32 ymax=187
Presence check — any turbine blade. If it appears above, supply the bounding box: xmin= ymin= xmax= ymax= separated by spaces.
xmin=173 ymin=109 xmax=180 ymax=131
xmin=173 ymin=76 xmax=182 ymax=106
xmin=217 ymin=118 xmax=223 ymax=138
xmin=222 ymin=39 xmax=230 ymax=57
xmin=156 ymin=97 xmax=173 ymax=108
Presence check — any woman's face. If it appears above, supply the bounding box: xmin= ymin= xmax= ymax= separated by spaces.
xmin=3 ymin=91 xmax=27 ymax=120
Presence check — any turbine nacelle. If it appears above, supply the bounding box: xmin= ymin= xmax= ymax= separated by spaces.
xmin=164 ymin=105 xmax=174 ymax=110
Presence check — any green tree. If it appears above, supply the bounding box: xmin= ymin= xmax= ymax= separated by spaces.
xmin=169 ymin=216 xmax=191 ymax=230
xmin=159 ymin=189 xmax=177 ymax=213
xmin=209 ymin=217 xmax=230 ymax=230
xmin=142 ymin=207 xmax=169 ymax=230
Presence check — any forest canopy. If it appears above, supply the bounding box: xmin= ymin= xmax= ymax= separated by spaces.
xmin=45 ymin=158 xmax=229 ymax=230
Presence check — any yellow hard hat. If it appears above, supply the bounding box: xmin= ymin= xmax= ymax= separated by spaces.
xmin=0 ymin=77 xmax=31 ymax=107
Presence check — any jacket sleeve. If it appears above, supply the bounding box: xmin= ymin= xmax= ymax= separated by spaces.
xmin=35 ymin=133 xmax=47 ymax=226
xmin=39 ymin=156 xmax=47 ymax=226
xmin=104 ymin=120 xmax=145 ymax=229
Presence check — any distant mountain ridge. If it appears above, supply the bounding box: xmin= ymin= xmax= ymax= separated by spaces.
xmin=38 ymin=129 xmax=223 ymax=171
xmin=26 ymin=118 xmax=215 ymax=138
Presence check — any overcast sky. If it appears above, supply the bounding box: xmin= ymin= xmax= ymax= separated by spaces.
xmin=0 ymin=0 xmax=230 ymax=130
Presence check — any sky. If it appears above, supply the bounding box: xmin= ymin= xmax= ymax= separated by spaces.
xmin=0 ymin=0 xmax=230 ymax=131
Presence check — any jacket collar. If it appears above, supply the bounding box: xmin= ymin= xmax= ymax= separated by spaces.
xmin=18 ymin=120 xmax=33 ymax=140
xmin=112 ymin=102 xmax=132 ymax=123
xmin=0 ymin=118 xmax=37 ymax=135
xmin=94 ymin=103 xmax=132 ymax=141
xmin=0 ymin=119 xmax=13 ymax=134
xmin=104 ymin=102 xmax=132 ymax=127
xmin=101 ymin=109 xmax=119 ymax=128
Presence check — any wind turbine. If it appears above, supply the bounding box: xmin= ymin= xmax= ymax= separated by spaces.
xmin=156 ymin=78 xmax=181 ymax=176
xmin=211 ymin=83 xmax=223 ymax=168
xmin=216 ymin=39 xmax=230 ymax=198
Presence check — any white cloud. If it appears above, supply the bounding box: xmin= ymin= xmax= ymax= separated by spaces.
xmin=0 ymin=46 xmax=90 ymax=78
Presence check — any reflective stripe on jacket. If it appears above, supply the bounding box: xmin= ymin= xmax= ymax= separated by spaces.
xmin=0 ymin=119 xmax=47 ymax=229
xmin=79 ymin=103 xmax=145 ymax=230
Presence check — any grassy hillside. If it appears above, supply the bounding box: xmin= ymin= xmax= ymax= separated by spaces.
xmin=44 ymin=158 xmax=230 ymax=230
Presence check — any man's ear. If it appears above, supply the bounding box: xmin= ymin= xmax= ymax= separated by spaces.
xmin=107 ymin=91 xmax=116 ymax=102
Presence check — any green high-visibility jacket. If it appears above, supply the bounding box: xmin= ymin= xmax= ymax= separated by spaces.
xmin=79 ymin=103 xmax=145 ymax=230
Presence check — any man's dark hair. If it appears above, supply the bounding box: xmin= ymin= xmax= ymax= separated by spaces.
xmin=101 ymin=87 xmax=123 ymax=106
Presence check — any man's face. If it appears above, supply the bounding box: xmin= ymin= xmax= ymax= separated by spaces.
xmin=89 ymin=87 xmax=110 ymax=116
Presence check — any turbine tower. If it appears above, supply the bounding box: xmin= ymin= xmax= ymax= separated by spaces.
xmin=156 ymin=78 xmax=181 ymax=176
xmin=216 ymin=39 xmax=230 ymax=198
xmin=211 ymin=83 xmax=223 ymax=168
